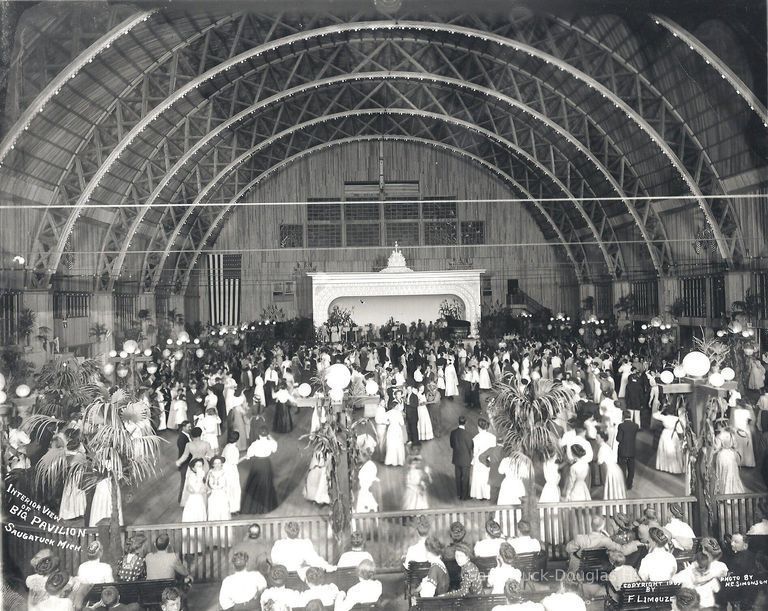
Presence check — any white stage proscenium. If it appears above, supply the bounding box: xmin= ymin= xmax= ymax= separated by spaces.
xmin=308 ymin=246 xmax=485 ymax=336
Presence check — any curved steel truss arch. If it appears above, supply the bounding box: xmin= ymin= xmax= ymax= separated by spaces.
xmin=32 ymin=19 xmax=738 ymax=288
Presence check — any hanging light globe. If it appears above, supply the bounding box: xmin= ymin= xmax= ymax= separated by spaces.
xmin=708 ymin=372 xmax=725 ymax=387
xmin=673 ymin=365 xmax=686 ymax=379
xmin=103 ymin=363 xmax=115 ymax=375
xmin=123 ymin=339 xmax=138 ymax=354
xmin=146 ymin=363 xmax=158 ymax=374
xmin=659 ymin=370 xmax=675 ymax=384
xmin=195 ymin=348 xmax=205 ymax=358
xmin=682 ymin=351 xmax=711 ymax=378
xmin=721 ymin=367 xmax=735 ymax=381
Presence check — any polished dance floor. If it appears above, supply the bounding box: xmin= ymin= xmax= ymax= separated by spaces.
xmin=122 ymin=391 xmax=766 ymax=525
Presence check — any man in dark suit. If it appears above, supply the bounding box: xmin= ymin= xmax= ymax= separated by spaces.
xmin=479 ymin=441 xmax=504 ymax=503
xmin=616 ymin=410 xmax=639 ymax=489
xmin=450 ymin=416 xmax=474 ymax=500
xmin=176 ymin=421 xmax=192 ymax=503
xmin=404 ymin=386 xmax=420 ymax=445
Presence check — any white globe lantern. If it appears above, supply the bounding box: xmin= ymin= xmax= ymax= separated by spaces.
xmin=119 ymin=351 xmax=128 ymax=359
xmin=708 ymin=372 xmax=725 ymax=387
xmin=744 ymin=347 xmax=755 ymax=356
xmin=578 ymin=328 xmax=585 ymax=335
xmin=0 ymin=390 xmax=6 ymax=404
xmin=173 ymin=350 xmax=184 ymax=360
xmin=178 ymin=331 xmax=190 ymax=343
xmin=673 ymin=365 xmax=686 ymax=379
xmin=15 ymin=384 xmax=31 ymax=398
xmin=0 ymin=372 xmax=5 ymax=391
xmin=103 ymin=363 xmax=115 ymax=375
xmin=728 ymin=321 xmax=743 ymax=334
xmin=297 ymin=383 xmax=312 ymax=398
xmin=166 ymin=338 xmax=173 ymax=345
xmin=143 ymin=348 xmax=153 ymax=357
xmin=651 ymin=317 xmax=662 ymax=328
xmin=716 ymin=330 xmax=725 ymax=338
xmin=721 ymin=367 xmax=735 ymax=381
xmin=162 ymin=349 xmax=171 ymax=358
xmin=329 ymin=387 xmax=345 ymax=403
xmin=109 ymin=350 xmax=118 ymax=358
xmin=365 ymin=380 xmax=379 ymax=395
xmin=217 ymin=339 xmax=225 ymax=347
xmin=659 ymin=370 xmax=675 ymax=385
xmin=195 ymin=348 xmax=205 ymax=358
xmin=325 ymin=363 xmax=352 ymax=389
xmin=193 ymin=338 xmax=200 ymax=345
xmin=176 ymin=340 xmax=183 ymax=346
xmin=123 ymin=339 xmax=138 ymax=354
xmin=682 ymin=351 xmax=711 ymax=378
xmin=641 ymin=324 xmax=648 ymax=331
xmin=146 ymin=363 xmax=158 ymax=375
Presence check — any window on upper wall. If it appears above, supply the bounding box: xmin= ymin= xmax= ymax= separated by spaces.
xmin=631 ymin=279 xmax=659 ymax=316
xmin=386 ymin=223 xmax=419 ymax=246
xmin=280 ymin=224 xmax=304 ymax=248
xmin=481 ymin=275 xmax=492 ymax=297
xmin=345 ymin=201 xmax=380 ymax=221
xmin=307 ymin=224 xmax=342 ymax=248
xmin=0 ymin=290 xmax=21 ymax=345
xmin=709 ymin=274 xmax=726 ymax=319
xmin=54 ymin=291 xmax=91 ymax=319
xmin=272 ymin=281 xmax=295 ymax=301
xmin=422 ymin=197 xmax=457 ymax=219
xmin=307 ymin=201 xmax=341 ymax=221
xmin=384 ymin=201 xmax=420 ymax=220
xmin=346 ymin=224 xmax=380 ymax=247
xmin=680 ymin=276 xmax=707 ymax=318
xmin=424 ymin=221 xmax=458 ymax=245
xmin=461 ymin=221 xmax=485 ymax=245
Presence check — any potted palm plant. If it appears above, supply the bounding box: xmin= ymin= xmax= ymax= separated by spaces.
xmin=487 ymin=376 xmax=575 ymax=541
xmin=17 ymin=307 xmax=36 ymax=348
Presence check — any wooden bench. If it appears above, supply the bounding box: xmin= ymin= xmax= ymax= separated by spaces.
xmin=413 ymin=594 xmax=508 ymax=611
xmin=604 ymin=581 xmax=680 ymax=610
xmin=84 ymin=579 xmax=179 ymax=609
xmin=575 ymin=548 xmax=610 ymax=584
xmin=513 ymin=551 xmax=547 ymax=588
xmin=404 ymin=561 xmax=431 ymax=601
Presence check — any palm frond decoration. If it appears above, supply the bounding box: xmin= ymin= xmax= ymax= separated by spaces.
xmin=34 ymin=447 xmax=70 ymax=493
xmin=693 ymin=335 xmax=730 ymax=370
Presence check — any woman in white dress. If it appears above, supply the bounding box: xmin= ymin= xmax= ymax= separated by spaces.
xmin=565 ymin=444 xmax=591 ymax=502
xmin=221 ymin=433 xmax=242 ymax=514
xmin=167 ymin=389 xmax=188 ymax=431
xmin=714 ymin=430 xmax=746 ymax=495
xmin=497 ymin=455 xmax=530 ymax=505
xmin=748 ymin=357 xmax=766 ymax=391
xmin=444 ymin=357 xmax=460 ymax=398
xmin=491 ymin=354 xmax=502 ymax=383
xmin=196 ymin=407 xmax=221 ymax=453
xmin=182 ymin=458 xmax=208 ymax=554
xmin=416 ymin=385 xmax=434 ymax=442
xmin=478 ymin=357 xmax=492 ymax=390
xmin=597 ymin=431 xmax=626 ymax=500
xmin=653 ymin=407 xmax=685 ymax=474
xmin=304 ymin=449 xmax=331 ymax=505
xmin=355 ymin=452 xmax=379 ymax=513
xmin=223 ymin=375 xmax=238 ymax=415
xmin=384 ymin=406 xmax=407 ymax=466
xmin=374 ymin=399 xmax=388 ymax=459
xmin=470 ymin=419 xmax=496 ymax=500
xmin=731 ymin=404 xmax=756 ymax=467
xmin=402 ymin=455 xmax=431 ymax=510
xmin=539 ymin=455 xmax=562 ymax=541
xmin=89 ymin=474 xmax=123 ymax=527
xmin=206 ymin=456 xmax=231 ymax=521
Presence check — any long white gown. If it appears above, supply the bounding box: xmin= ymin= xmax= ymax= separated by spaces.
xmin=565 ymin=458 xmax=591 ymax=502
xmin=304 ymin=452 xmax=331 ymax=505
xmin=731 ymin=407 xmax=756 ymax=467
xmin=206 ymin=468 xmax=231 ymax=521
xmin=478 ymin=360 xmax=492 ymax=390
xmin=402 ymin=466 xmax=430 ymax=510
xmin=539 ymin=457 xmax=561 ymax=540
xmin=417 ymin=397 xmax=434 ymax=441
xmin=384 ymin=408 xmax=406 ymax=466
xmin=470 ymin=430 xmax=496 ymax=500
xmin=355 ymin=460 xmax=378 ymax=513
xmin=497 ymin=456 xmax=528 ymax=505
xmin=444 ymin=360 xmax=460 ymax=397
xmin=654 ymin=414 xmax=685 ymax=474
xmin=598 ymin=444 xmax=626 ymax=500
xmin=182 ymin=472 xmax=208 ymax=553
xmin=221 ymin=442 xmax=242 ymax=513
xmin=89 ymin=477 xmax=123 ymax=527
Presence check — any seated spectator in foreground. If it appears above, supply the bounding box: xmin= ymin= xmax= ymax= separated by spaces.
xmin=487 ymin=543 xmax=522 ymax=595
xmin=145 ymin=535 xmax=190 ymax=582
xmin=437 ymin=542 xmax=483 ymax=598
xmin=475 ymin=519 xmax=507 ymax=559
xmin=271 ymin=521 xmax=334 ymax=573
xmin=443 ymin=521 xmax=471 ymax=562
xmin=638 ymin=528 xmax=677 ymax=582
xmin=160 ymin=587 xmax=183 ymax=611
xmin=492 ymin=578 xmax=544 ymax=611
xmin=77 ymin=541 xmax=114 ymax=585
xmin=27 ymin=549 xmax=62 ymax=608
xmin=673 ymin=587 xmax=701 ymax=611
xmin=403 ymin=515 xmax=431 ymax=567
xmin=417 ymin=536 xmax=450 ymax=598
xmin=85 ymin=585 xmax=140 ymax=611
xmin=673 ymin=550 xmax=723 ymax=609
xmin=605 ymin=551 xmax=640 ymax=602
xmin=636 ymin=508 xmax=661 ymax=545
xmin=746 ymin=504 xmax=768 ymax=534
xmin=117 ymin=534 xmax=147 ymax=582
xmin=664 ymin=502 xmax=696 ymax=552
xmin=336 ymin=531 xmax=374 ymax=569
xmin=231 ymin=523 xmax=270 ymax=573
xmin=610 ymin=513 xmax=638 ymax=546
xmin=726 ymin=533 xmax=755 ymax=576
xmin=541 ymin=580 xmax=586 ymax=611
xmin=566 ymin=515 xmax=638 ymax=572
xmin=508 ymin=520 xmax=541 ymax=555
xmin=218 ymin=552 xmax=267 ymax=610
xmin=298 ymin=567 xmax=339 ymax=607
xmin=39 ymin=572 xmax=74 ymax=611
xmin=334 ymin=560 xmax=382 ymax=611
xmin=260 ymin=565 xmax=300 ymax=611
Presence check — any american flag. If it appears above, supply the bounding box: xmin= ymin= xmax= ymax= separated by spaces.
xmin=207 ymin=253 xmax=241 ymax=326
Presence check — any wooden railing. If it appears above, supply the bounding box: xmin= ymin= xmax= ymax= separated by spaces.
xmin=715 ymin=492 xmax=768 ymax=538
xmin=8 ymin=494 xmax=767 ymax=584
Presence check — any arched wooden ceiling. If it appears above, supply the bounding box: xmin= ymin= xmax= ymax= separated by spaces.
xmin=1 ymin=2 xmax=765 ymax=291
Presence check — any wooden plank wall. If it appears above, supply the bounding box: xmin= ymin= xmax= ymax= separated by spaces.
xmin=193 ymin=140 xmax=579 ymax=322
